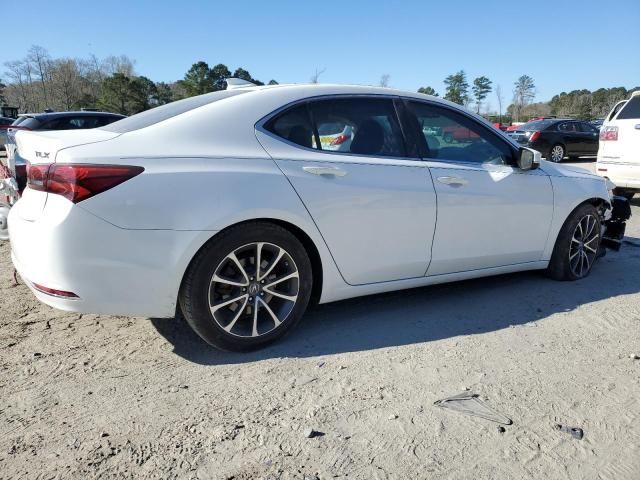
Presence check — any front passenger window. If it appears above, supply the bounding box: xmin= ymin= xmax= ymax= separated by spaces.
xmin=407 ymin=101 xmax=512 ymax=165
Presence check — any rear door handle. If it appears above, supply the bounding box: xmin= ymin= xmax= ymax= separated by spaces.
xmin=303 ymin=166 xmax=348 ymax=177
xmin=437 ymin=176 xmax=468 ymax=186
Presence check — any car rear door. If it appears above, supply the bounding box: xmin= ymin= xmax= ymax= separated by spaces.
xmin=404 ymin=99 xmax=554 ymax=275
xmin=577 ymin=121 xmax=600 ymax=156
xmin=256 ymin=96 xmax=437 ymax=286
xmin=557 ymin=121 xmax=582 ymax=155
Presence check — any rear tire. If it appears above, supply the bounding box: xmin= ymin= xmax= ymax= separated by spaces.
xmin=546 ymin=204 xmax=601 ymax=281
xmin=549 ymin=144 xmax=565 ymax=163
xmin=179 ymin=222 xmax=313 ymax=351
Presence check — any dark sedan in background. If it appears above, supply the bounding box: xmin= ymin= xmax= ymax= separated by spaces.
xmin=509 ymin=119 xmax=600 ymax=162
xmin=4 ymin=111 xmax=125 ymax=190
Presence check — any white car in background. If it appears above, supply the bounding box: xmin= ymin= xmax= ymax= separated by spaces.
xmin=8 ymin=82 xmax=631 ymax=351
xmin=597 ymin=91 xmax=640 ymax=199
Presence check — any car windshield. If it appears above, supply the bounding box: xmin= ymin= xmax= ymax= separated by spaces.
xmin=519 ymin=120 xmax=555 ymax=131
xmin=100 ymin=89 xmax=248 ymax=133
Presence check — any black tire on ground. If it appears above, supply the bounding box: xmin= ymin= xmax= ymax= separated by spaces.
xmin=546 ymin=203 xmax=602 ymax=281
xmin=549 ymin=144 xmax=565 ymax=163
xmin=613 ymin=188 xmax=635 ymax=201
xmin=179 ymin=222 xmax=313 ymax=351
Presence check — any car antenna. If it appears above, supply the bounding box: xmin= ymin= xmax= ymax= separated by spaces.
xmin=226 ymin=78 xmax=257 ymax=90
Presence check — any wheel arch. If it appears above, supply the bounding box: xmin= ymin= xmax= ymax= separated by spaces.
xmin=178 ymin=218 xmax=324 ymax=308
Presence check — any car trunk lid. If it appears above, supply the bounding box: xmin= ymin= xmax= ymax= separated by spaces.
xmin=13 ymin=129 xmax=121 ymax=221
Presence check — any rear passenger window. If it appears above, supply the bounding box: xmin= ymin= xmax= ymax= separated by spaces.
xmin=265 ymin=104 xmax=316 ymax=149
xmin=616 ymin=97 xmax=640 ymax=120
xmin=579 ymin=123 xmax=597 ymax=133
xmin=308 ymin=98 xmax=406 ymax=157
xmin=558 ymin=122 xmax=578 ymax=132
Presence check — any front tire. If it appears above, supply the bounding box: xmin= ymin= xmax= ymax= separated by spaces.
xmin=546 ymin=204 xmax=601 ymax=281
xmin=179 ymin=222 xmax=313 ymax=351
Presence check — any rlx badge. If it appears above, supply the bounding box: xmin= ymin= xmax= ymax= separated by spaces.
xmin=35 ymin=151 xmax=50 ymax=159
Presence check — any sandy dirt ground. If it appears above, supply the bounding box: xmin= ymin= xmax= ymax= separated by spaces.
xmin=1 ymin=158 xmax=639 ymax=479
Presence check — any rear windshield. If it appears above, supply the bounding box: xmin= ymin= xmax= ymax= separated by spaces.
xmin=519 ymin=119 xmax=555 ymax=131
xmin=100 ymin=89 xmax=248 ymax=133
xmin=616 ymin=96 xmax=640 ymax=120
xmin=14 ymin=117 xmax=42 ymax=129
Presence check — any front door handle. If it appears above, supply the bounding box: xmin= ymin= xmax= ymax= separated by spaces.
xmin=437 ymin=176 xmax=468 ymax=186
xmin=303 ymin=166 xmax=348 ymax=177
xmin=635 ymin=124 xmax=640 ymax=130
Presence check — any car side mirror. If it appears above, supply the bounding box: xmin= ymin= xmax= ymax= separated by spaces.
xmin=517 ymin=147 xmax=541 ymax=170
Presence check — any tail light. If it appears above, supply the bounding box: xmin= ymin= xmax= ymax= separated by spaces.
xmin=529 ymin=131 xmax=541 ymax=142
xmin=27 ymin=164 xmax=144 ymax=203
xmin=600 ymin=126 xmax=618 ymax=141
xmin=330 ymin=134 xmax=350 ymax=146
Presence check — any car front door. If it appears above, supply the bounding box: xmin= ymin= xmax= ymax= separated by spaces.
xmin=404 ymin=100 xmax=554 ymax=275
xmin=256 ymin=96 xmax=437 ymax=285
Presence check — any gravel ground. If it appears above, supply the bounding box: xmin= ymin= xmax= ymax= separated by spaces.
xmin=1 ymin=158 xmax=639 ymax=479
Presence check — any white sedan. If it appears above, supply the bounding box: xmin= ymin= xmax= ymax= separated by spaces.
xmin=8 ymin=82 xmax=630 ymax=351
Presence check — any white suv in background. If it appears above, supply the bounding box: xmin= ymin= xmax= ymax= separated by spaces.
xmin=597 ymin=91 xmax=640 ymax=199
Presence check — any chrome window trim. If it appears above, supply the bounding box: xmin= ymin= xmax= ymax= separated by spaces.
xmin=255 ymin=94 xmax=421 ymax=162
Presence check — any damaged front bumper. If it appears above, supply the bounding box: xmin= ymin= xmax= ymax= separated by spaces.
xmin=602 ymin=195 xmax=632 ymax=251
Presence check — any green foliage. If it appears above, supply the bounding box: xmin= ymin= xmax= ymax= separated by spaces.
xmin=472 ymin=76 xmax=492 ymax=113
xmin=99 ymin=73 xmax=132 ymax=114
xmin=417 ymin=86 xmax=438 ymax=96
xmin=178 ymin=61 xmax=216 ymax=96
xmin=210 ymin=63 xmax=231 ymax=90
xmin=99 ymin=73 xmax=160 ymax=115
xmin=444 ymin=71 xmax=469 ymax=105
xmin=154 ymin=82 xmax=174 ymax=105
xmin=268 ymin=80 xmax=279 ymax=85
xmin=512 ymin=75 xmax=536 ymax=121
xmin=549 ymin=87 xmax=629 ymax=120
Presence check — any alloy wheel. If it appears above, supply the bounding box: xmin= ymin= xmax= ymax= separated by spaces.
xmin=550 ymin=145 xmax=564 ymax=163
xmin=569 ymin=214 xmax=599 ymax=278
xmin=209 ymin=242 xmax=299 ymax=337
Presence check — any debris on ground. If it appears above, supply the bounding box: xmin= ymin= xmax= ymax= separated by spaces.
xmin=303 ymin=428 xmax=322 ymax=439
xmin=554 ymin=424 xmax=584 ymax=440
xmin=434 ymin=392 xmax=512 ymax=425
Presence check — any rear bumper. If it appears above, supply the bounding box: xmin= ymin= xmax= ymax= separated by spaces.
xmin=9 ymin=195 xmax=213 ymax=318
xmin=596 ymin=159 xmax=640 ymax=190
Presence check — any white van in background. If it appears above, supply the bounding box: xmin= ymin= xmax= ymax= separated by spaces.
xmin=597 ymin=91 xmax=640 ymax=199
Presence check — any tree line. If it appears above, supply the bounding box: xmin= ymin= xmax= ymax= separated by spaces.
xmin=0 ymin=46 xmax=276 ymax=116
xmin=1 ymin=46 xmax=638 ymax=122
xmin=418 ymin=70 xmax=638 ymax=122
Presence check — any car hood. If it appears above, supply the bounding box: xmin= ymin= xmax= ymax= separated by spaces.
xmin=539 ymin=160 xmax=600 ymax=180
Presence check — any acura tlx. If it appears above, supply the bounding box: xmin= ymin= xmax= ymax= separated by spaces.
xmin=8 ymin=80 xmax=631 ymax=351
